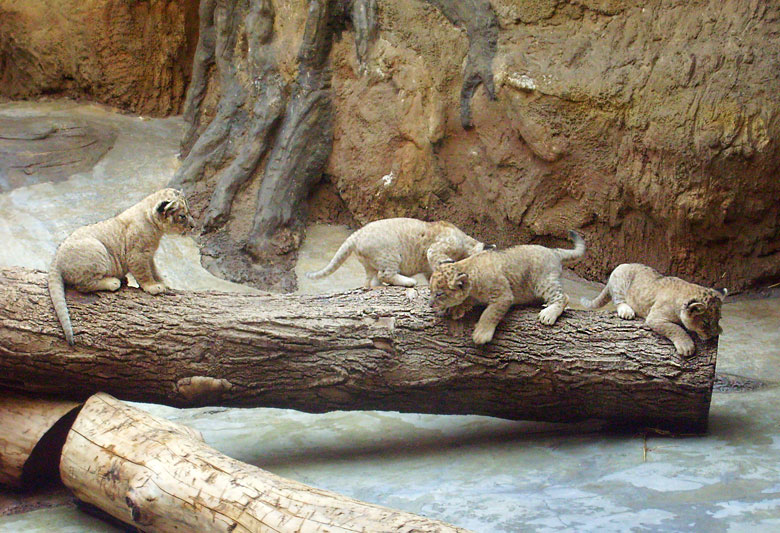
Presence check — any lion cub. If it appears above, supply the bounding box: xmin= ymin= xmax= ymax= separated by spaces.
xmin=306 ymin=218 xmax=490 ymax=288
xmin=429 ymin=231 xmax=586 ymax=345
xmin=580 ymin=263 xmax=725 ymax=356
xmin=48 ymin=188 xmax=195 ymax=345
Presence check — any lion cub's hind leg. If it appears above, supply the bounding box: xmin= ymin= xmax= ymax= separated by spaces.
xmin=616 ymin=302 xmax=636 ymax=320
xmin=377 ymin=270 xmax=418 ymax=287
xmin=60 ymin=238 xmax=121 ymax=293
xmin=605 ymin=269 xmax=636 ymax=319
xmin=75 ymin=277 xmax=123 ymax=292
xmin=362 ymin=265 xmax=381 ymax=288
xmin=607 ymin=281 xmax=636 ymax=319
xmin=536 ymin=272 xmax=569 ymax=325
xmin=371 ymin=253 xmax=417 ymax=287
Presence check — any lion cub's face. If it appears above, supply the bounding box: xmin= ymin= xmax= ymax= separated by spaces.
xmin=680 ymin=292 xmax=724 ymax=340
xmin=429 ymin=263 xmax=470 ymax=311
xmin=154 ymin=189 xmax=195 ymax=234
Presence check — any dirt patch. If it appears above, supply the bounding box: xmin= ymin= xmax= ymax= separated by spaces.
xmin=0 ymin=116 xmax=116 ymax=191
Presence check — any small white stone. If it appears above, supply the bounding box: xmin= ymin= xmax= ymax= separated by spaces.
xmin=380 ymin=171 xmax=395 ymax=187
xmin=507 ymin=73 xmax=537 ymax=92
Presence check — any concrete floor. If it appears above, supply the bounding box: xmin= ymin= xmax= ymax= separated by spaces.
xmin=0 ymin=101 xmax=778 ymax=532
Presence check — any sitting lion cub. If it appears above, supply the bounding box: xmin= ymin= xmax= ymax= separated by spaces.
xmin=306 ymin=218 xmax=490 ymax=288
xmin=48 ymin=188 xmax=195 ymax=345
xmin=580 ymin=263 xmax=726 ymax=356
xmin=429 ymin=231 xmax=586 ymax=345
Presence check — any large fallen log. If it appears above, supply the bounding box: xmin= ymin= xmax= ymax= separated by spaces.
xmin=0 ymin=393 xmax=81 ymax=487
xmin=60 ymin=392 xmax=466 ymax=532
xmin=0 ymin=267 xmax=717 ymax=432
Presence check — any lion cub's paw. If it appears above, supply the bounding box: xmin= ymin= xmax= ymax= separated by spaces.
xmin=100 ymin=277 xmax=122 ymax=292
xmin=538 ymin=305 xmax=562 ymax=325
xmin=674 ymin=337 xmax=696 ymax=357
xmin=142 ymin=282 xmax=167 ymax=295
xmin=616 ymin=303 xmax=636 ymax=320
xmin=472 ymin=323 xmax=496 ymax=345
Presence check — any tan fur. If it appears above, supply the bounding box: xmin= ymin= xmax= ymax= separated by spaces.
xmin=580 ymin=263 xmax=726 ymax=356
xmin=48 ymin=188 xmax=195 ymax=345
xmin=429 ymin=231 xmax=586 ymax=345
xmin=306 ymin=218 xmax=490 ymax=288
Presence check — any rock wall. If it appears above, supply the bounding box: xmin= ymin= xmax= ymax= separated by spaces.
xmin=324 ymin=0 xmax=780 ymax=290
xmin=2 ymin=0 xmax=777 ymax=290
xmin=0 ymin=0 xmax=199 ymax=116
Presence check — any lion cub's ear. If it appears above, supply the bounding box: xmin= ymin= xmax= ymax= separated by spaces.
xmin=715 ymin=288 xmax=728 ymax=301
xmin=686 ymin=300 xmax=706 ymax=315
xmin=453 ymin=271 xmax=469 ymax=290
xmin=156 ymin=200 xmax=171 ymax=214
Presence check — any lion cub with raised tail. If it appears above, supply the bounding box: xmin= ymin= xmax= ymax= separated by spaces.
xmin=306 ymin=218 xmax=490 ymax=288
xmin=580 ymin=263 xmax=726 ymax=356
xmin=429 ymin=231 xmax=586 ymax=345
xmin=48 ymin=188 xmax=195 ymax=345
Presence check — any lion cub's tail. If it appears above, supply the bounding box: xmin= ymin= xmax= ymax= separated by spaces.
xmin=580 ymin=285 xmax=612 ymax=310
xmin=306 ymin=233 xmax=357 ymax=280
xmin=48 ymin=265 xmax=74 ymax=345
xmin=555 ymin=230 xmax=586 ymax=264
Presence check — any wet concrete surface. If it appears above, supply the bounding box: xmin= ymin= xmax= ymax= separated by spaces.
xmin=0 ymin=102 xmax=779 ymax=532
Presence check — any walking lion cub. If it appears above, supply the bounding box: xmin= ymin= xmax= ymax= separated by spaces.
xmin=580 ymin=263 xmax=726 ymax=356
xmin=429 ymin=231 xmax=586 ymax=345
xmin=306 ymin=218 xmax=490 ymax=288
xmin=48 ymin=188 xmax=195 ymax=345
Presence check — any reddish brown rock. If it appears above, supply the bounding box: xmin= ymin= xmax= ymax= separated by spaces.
xmin=324 ymin=0 xmax=780 ymax=291
xmin=2 ymin=0 xmax=776 ymax=291
xmin=0 ymin=0 xmax=199 ymax=116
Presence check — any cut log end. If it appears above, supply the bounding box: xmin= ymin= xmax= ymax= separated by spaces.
xmin=0 ymin=394 xmax=82 ymax=488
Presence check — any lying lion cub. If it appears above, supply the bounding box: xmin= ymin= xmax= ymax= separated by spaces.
xmin=307 ymin=217 xmax=490 ymax=288
xmin=48 ymin=188 xmax=195 ymax=345
xmin=580 ymin=263 xmax=726 ymax=356
xmin=429 ymin=231 xmax=586 ymax=345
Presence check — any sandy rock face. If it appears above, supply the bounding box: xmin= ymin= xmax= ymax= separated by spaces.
xmin=326 ymin=0 xmax=780 ymax=290
xmin=0 ymin=0 xmax=199 ymax=116
xmin=3 ymin=0 xmax=775 ymax=291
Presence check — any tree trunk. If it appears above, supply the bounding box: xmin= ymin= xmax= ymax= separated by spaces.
xmin=424 ymin=0 xmax=499 ymax=129
xmin=60 ymin=392 xmax=466 ymax=532
xmin=0 ymin=393 xmax=81 ymax=488
xmin=0 ymin=267 xmax=717 ymax=433
xmin=170 ymin=0 xmax=377 ymax=291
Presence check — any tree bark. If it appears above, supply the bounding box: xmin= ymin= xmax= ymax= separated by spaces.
xmin=0 ymin=267 xmax=717 ymax=433
xmin=0 ymin=393 xmax=81 ymax=488
xmin=60 ymin=392 xmax=466 ymax=532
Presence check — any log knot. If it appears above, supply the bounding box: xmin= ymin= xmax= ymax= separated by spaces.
xmin=126 ymin=495 xmax=142 ymax=523
xmin=176 ymin=376 xmax=233 ymax=402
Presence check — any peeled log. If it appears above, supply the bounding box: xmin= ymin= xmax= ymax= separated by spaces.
xmin=60 ymin=393 xmax=465 ymax=532
xmin=0 ymin=393 xmax=81 ymax=487
xmin=0 ymin=267 xmax=717 ymax=432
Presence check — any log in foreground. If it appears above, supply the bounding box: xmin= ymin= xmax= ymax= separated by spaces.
xmin=0 ymin=393 xmax=81 ymax=487
xmin=60 ymin=392 xmax=467 ymax=532
xmin=0 ymin=267 xmax=717 ymax=432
